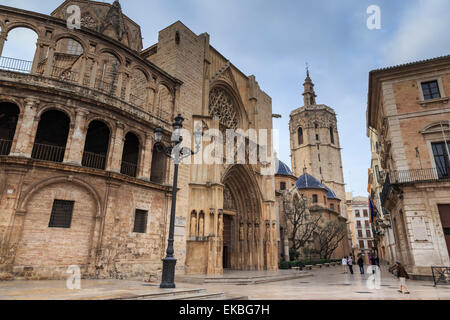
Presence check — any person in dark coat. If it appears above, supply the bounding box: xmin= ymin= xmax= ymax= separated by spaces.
xmin=396 ymin=262 xmax=410 ymax=294
xmin=357 ymin=256 xmax=365 ymax=275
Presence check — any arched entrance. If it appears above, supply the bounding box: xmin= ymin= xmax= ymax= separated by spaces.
xmin=221 ymin=165 xmax=264 ymax=271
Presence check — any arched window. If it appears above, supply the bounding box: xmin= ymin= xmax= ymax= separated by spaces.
xmin=330 ymin=126 xmax=335 ymax=144
xmin=52 ymin=38 xmax=84 ymax=82
xmin=32 ymin=110 xmax=70 ymax=162
xmin=298 ymin=127 xmax=303 ymax=145
xmin=130 ymin=69 xmax=148 ymax=109
xmin=96 ymin=53 xmax=120 ymax=94
xmin=156 ymin=84 xmax=172 ymax=122
xmin=82 ymin=120 xmax=110 ymax=170
xmin=121 ymin=132 xmax=140 ymax=177
xmin=1 ymin=27 xmax=38 ymax=73
xmin=0 ymin=102 xmax=20 ymax=155
xmin=150 ymin=147 xmax=167 ymax=184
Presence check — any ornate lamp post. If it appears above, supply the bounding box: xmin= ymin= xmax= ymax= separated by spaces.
xmin=154 ymin=114 xmax=202 ymax=289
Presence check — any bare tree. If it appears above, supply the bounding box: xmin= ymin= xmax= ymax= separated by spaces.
xmin=283 ymin=193 xmax=322 ymax=253
xmin=317 ymin=221 xmax=347 ymax=260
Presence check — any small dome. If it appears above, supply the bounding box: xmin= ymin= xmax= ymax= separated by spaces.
xmin=296 ymin=173 xmax=324 ymax=189
xmin=276 ymin=159 xmax=293 ymax=176
xmin=324 ymin=185 xmax=339 ymax=200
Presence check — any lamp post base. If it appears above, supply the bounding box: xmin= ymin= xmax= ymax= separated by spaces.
xmin=160 ymin=257 xmax=177 ymax=289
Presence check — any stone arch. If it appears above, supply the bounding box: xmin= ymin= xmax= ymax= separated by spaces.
xmin=156 ymin=83 xmax=174 ymax=122
xmin=14 ymin=176 xmax=102 ymax=272
xmin=121 ymin=131 xmax=140 ymax=177
xmin=0 ymin=101 xmax=20 ymax=155
xmin=5 ymin=22 xmax=42 ymax=38
xmin=18 ymin=176 xmax=102 ymax=214
xmin=36 ymin=104 xmax=75 ymax=124
xmin=2 ymin=25 xmax=39 ymax=72
xmin=420 ymin=121 xmax=450 ymax=134
xmin=82 ymin=120 xmax=111 ymax=170
xmin=129 ymin=67 xmax=149 ymax=108
xmin=208 ymin=82 xmax=246 ymax=130
xmin=53 ymin=33 xmax=88 ymax=55
xmin=221 ymin=165 xmax=264 ymax=270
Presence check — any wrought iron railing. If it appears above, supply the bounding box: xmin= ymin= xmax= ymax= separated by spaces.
xmin=31 ymin=143 xmax=66 ymax=163
xmin=0 ymin=56 xmax=32 ymax=73
xmin=0 ymin=139 xmax=12 ymax=155
xmin=390 ymin=168 xmax=449 ymax=184
xmin=82 ymin=151 xmax=107 ymax=170
xmin=121 ymin=160 xmax=138 ymax=177
xmin=380 ymin=173 xmax=391 ymax=206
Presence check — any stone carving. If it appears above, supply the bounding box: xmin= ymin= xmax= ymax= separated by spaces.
xmin=247 ymin=222 xmax=253 ymax=242
xmin=81 ymin=15 xmax=97 ymax=30
xmin=223 ymin=185 xmax=236 ymax=211
xmin=239 ymin=223 xmax=245 ymax=241
xmin=99 ymin=0 xmax=128 ymax=41
xmin=209 ymin=87 xmax=238 ymax=129
xmin=218 ymin=213 xmax=223 ymax=239
xmin=199 ymin=215 xmax=205 ymax=238
xmin=190 ymin=212 xmax=197 ymax=237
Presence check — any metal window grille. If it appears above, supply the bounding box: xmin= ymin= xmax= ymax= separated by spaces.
xmin=133 ymin=209 xmax=148 ymax=233
xmin=49 ymin=200 xmax=74 ymax=228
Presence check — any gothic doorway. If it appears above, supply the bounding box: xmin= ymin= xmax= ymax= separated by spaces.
xmin=222 ymin=165 xmax=264 ymax=271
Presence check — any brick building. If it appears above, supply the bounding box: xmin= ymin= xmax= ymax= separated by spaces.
xmin=367 ymin=55 xmax=450 ymax=279
xmin=0 ymin=0 xmax=277 ymax=280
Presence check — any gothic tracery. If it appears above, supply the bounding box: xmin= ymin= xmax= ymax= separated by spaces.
xmin=209 ymin=87 xmax=238 ymax=129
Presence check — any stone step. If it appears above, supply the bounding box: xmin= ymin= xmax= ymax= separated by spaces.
xmin=113 ymin=288 xmax=206 ymax=300
xmin=203 ymin=272 xmax=312 ymax=285
xmin=158 ymin=292 xmax=227 ymax=300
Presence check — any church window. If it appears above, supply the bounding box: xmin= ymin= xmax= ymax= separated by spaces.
xmin=298 ymin=127 xmax=304 ymax=145
xmin=312 ymin=194 xmax=318 ymax=203
xmin=280 ymin=182 xmax=286 ymax=191
xmin=330 ymin=204 xmax=335 ymax=211
xmin=49 ymin=200 xmax=74 ymax=228
xmin=314 ymin=123 xmax=319 ymax=129
xmin=421 ymin=80 xmax=441 ymax=100
xmin=209 ymin=87 xmax=238 ymax=129
xmin=316 ymin=134 xmax=319 ymax=142
xmin=66 ymin=39 xmax=83 ymax=55
xmin=133 ymin=209 xmax=148 ymax=233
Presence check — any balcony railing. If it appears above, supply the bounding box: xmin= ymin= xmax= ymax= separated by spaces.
xmin=390 ymin=168 xmax=449 ymax=184
xmin=0 ymin=139 xmax=12 ymax=155
xmin=121 ymin=161 xmax=138 ymax=177
xmin=82 ymin=151 xmax=106 ymax=170
xmin=380 ymin=173 xmax=391 ymax=206
xmin=31 ymin=143 xmax=66 ymax=163
xmin=0 ymin=56 xmax=32 ymax=73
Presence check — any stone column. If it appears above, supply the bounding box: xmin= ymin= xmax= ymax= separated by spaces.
xmin=44 ymin=44 xmax=55 ymax=77
xmin=77 ymin=56 xmax=87 ymax=86
xmin=10 ymin=98 xmax=39 ymax=157
xmin=107 ymin=122 xmax=125 ymax=173
xmin=138 ymin=132 xmax=153 ymax=180
xmin=89 ymin=59 xmax=99 ymax=88
xmin=65 ymin=110 xmax=88 ymax=165
xmin=0 ymin=31 xmax=7 ymax=57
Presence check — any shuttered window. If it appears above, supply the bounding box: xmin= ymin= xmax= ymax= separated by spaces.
xmin=133 ymin=209 xmax=148 ymax=233
xmin=49 ymin=200 xmax=74 ymax=228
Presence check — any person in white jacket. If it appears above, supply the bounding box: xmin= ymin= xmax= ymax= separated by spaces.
xmin=342 ymin=257 xmax=348 ymax=274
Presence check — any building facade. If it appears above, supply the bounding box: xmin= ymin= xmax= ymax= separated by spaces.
xmin=289 ymin=71 xmax=347 ymax=219
xmin=350 ymin=196 xmax=376 ymax=263
xmin=367 ymin=55 xmax=450 ymax=278
xmin=0 ymin=0 xmax=277 ymax=280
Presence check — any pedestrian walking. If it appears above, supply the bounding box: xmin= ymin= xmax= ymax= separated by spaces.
xmin=357 ymin=256 xmax=365 ymax=274
xmin=396 ymin=262 xmax=410 ymax=294
xmin=342 ymin=257 xmax=348 ymax=274
xmin=347 ymin=256 xmax=354 ymax=275
xmin=375 ymin=256 xmax=380 ymax=267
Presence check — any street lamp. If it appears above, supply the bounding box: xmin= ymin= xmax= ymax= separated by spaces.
xmin=154 ymin=114 xmax=202 ymax=289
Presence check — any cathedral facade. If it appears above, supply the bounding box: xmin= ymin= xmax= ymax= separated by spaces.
xmin=0 ymin=0 xmax=277 ymax=280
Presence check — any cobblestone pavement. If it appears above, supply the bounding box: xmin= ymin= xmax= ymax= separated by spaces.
xmin=0 ymin=265 xmax=449 ymax=300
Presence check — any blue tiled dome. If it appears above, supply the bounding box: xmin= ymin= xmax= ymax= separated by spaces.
xmin=296 ymin=173 xmax=324 ymax=189
xmin=323 ymin=185 xmax=339 ymax=200
xmin=276 ymin=159 xmax=293 ymax=176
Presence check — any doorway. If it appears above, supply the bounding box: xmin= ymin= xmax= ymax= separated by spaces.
xmin=438 ymin=204 xmax=450 ymax=259
xmin=223 ymin=215 xmax=233 ymax=269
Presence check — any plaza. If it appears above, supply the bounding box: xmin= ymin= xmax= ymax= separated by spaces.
xmin=0 ymin=265 xmax=449 ymax=300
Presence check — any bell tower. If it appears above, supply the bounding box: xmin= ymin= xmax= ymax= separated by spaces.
xmin=289 ymin=70 xmax=347 ymax=218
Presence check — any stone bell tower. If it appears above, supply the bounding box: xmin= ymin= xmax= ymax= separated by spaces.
xmin=289 ymin=70 xmax=347 ymax=218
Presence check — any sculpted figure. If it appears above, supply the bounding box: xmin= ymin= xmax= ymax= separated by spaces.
xmin=190 ymin=214 xmax=197 ymax=237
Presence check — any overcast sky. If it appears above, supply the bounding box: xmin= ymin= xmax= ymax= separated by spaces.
xmin=1 ymin=0 xmax=450 ymax=197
